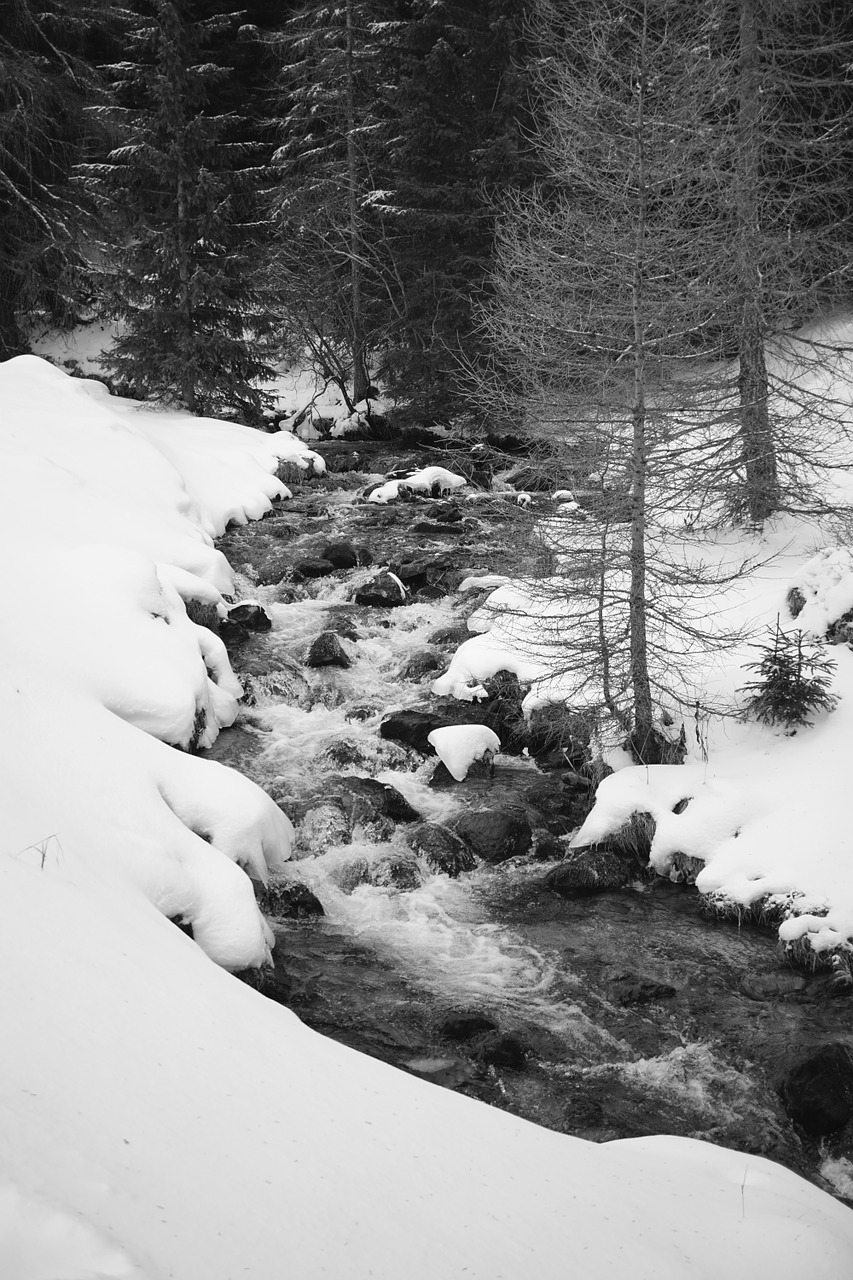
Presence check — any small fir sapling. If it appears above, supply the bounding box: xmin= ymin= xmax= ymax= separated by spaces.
xmin=738 ymin=619 xmax=838 ymax=730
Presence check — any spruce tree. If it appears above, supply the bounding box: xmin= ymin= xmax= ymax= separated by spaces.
xmin=0 ymin=0 xmax=113 ymax=357
xmin=85 ymin=1 xmax=279 ymax=419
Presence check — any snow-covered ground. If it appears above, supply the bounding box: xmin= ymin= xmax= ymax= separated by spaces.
xmin=3 ymin=354 xmax=852 ymax=1276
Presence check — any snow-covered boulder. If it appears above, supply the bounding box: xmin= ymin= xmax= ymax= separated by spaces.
xmin=427 ymin=724 xmax=501 ymax=781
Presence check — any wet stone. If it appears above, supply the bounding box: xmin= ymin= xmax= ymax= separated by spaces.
xmin=399 ymin=649 xmax=444 ymax=680
xmin=305 ymin=630 xmax=351 ymax=669
xmin=379 ymin=709 xmax=448 ymax=754
xmin=405 ymin=823 xmax=476 ymax=878
xmin=450 ymin=808 xmax=534 ymax=864
xmin=227 ymin=602 xmax=271 ymax=631
xmin=367 ymin=854 xmax=424 ymax=892
xmin=780 ymin=1043 xmax=853 ymax=1136
xmin=608 ymin=974 xmax=677 ymax=1006
xmin=295 ymin=557 xmax=337 ymax=579
xmin=470 ymin=1031 xmax=530 ymax=1071
xmin=257 ymin=880 xmax=325 ymax=919
xmin=321 ymin=540 xmax=372 ymax=569
xmin=740 ymin=972 xmax=809 ymax=1001
xmin=353 ymin=571 xmax=407 ymax=607
xmin=438 ymin=1012 xmax=499 ymax=1042
xmin=328 ymin=857 xmax=371 ymax=894
xmin=544 ymin=849 xmax=635 ymax=897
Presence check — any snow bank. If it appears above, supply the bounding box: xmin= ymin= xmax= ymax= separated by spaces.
xmin=3 ymin=355 xmax=852 ymax=1276
xmin=368 ymin=465 xmax=467 ymax=504
xmin=0 ymin=356 xmax=295 ymax=968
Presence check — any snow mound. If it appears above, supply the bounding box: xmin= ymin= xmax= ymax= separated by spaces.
xmin=0 ymin=357 xmax=294 ymax=968
xmin=0 ymin=1184 xmax=143 ymax=1280
xmin=367 ymin=466 xmax=467 ymax=504
xmin=427 ymin=724 xmax=501 ymax=780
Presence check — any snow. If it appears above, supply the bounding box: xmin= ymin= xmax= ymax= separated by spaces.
xmin=427 ymin=724 xmax=501 ymax=780
xmin=1 ymin=354 xmax=853 ymax=1276
xmin=367 ymin=464 xmax=467 ymax=504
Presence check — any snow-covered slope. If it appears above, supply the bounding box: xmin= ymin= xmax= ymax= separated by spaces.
xmin=1 ymin=356 xmax=852 ymax=1278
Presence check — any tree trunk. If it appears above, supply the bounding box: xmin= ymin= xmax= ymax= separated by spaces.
xmin=0 ymin=273 xmax=29 ymax=359
xmin=345 ymin=0 xmax=370 ymax=406
xmin=627 ymin=5 xmax=655 ymax=763
xmin=736 ymin=0 xmax=779 ymax=523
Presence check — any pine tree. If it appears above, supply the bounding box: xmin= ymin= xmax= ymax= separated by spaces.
xmin=739 ymin=620 xmax=838 ymax=729
xmin=0 ymin=0 xmax=113 ymax=357
xmin=273 ymin=0 xmax=387 ymax=410
xmin=374 ymin=0 xmax=531 ymax=421
xmin=85 ymin=1 xmax=279 ymax=419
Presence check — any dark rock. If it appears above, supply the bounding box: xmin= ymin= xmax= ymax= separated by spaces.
xmin=256 ymin=551 xmax=297 ymax=586
xmin=391 ymin=554 xmax=460 ymax=594
xmin=431 ymin=504 xmax=464 ymax=523
xmin=406 ymin=823 xmax=476 ymax=877
xmin=609 ymin=974 xmax=677 ymax=1005
xmin=321 ymin=738 xmax=373 ymax=769
xmin=328 ymin=857 xmax=371 ymax=893
xmin=411 ymin=519 xmax=471 ymax=537
xmin=218 ymin=618 xmax=249 ymax=645
xmin=297 ymin=800 xmax=350 ymax=853
xmin=321 ymin=540 xmax=372 ymax=569
xmin=380 ymin=784 xmax=421 ymax=823
xmin=399 ymin=649 xmax=444 ymax=680
xmin=450 ymin=808 xmax=533 ymax=864
xmin=240 ymin=661 xmax=312 ymax=709
xmin=306 ymin=630 xmax=351 ymax=668
xmin=740 ymin=972 xmax=808 ymax=1001
xmin=470 ymin=1031 xmax=529 ymax=1071
xmin=439 ymin=1012 xmax=499 ymax=1042
xmin=545 ymin=849 xmax=634 ymax=897
xmin=257 ymin=880 xmax=324 ymax=919
xmin=353 ymin=571 xmax=407 ymax=607
xmin=780 ymin=1044 xmax=853 ymax=1136
xmin=379 ymin=709 xmax=447 ymax=754
xmin=368 ymin=854 xmax=424 ymax=891
xmin=228 ymin=602 xmax=271 ymax=631
xmin=295 ymin=557 xmax=337 ymax=579
xmin=428 ymin=624 xmax=471 ymax=647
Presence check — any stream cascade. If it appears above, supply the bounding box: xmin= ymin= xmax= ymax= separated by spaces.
xmin=203 ymin=432 xmax=853 ymax=1204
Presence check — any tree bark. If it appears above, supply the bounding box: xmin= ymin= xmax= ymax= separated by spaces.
xmin=345 ymin=0 xmax=370 ymax=406
xmin=736 ymin=0 xmax=780 ymax=523
xmin=627 ymin=4 xmax=655 ymax=762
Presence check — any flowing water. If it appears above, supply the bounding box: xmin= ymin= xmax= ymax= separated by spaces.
xmin=207 ymin=442 xmax=853 ymax=1202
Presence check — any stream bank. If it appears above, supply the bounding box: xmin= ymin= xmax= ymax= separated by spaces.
xmin=204 ymin=433 xmax=853 ymax=1203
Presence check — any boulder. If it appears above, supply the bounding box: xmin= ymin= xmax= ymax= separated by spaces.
xmin=450 ymin=808 xmax=533 ymax=864
xmin=470 ymin=1031 xmax=530 ymax=1071
xmin=321 ymin=540 xmax=372 ymax=569
xmin=327 ymin=857 xmax=371 ymax=894
xmin=256 ymin=880 xmax=324 ymax=919
xmin=297 ymin=801 xmax=350 ymax=854
xmin=353 ymin=571 xmax=407 ymax=607
xmin=544 ymin=849 xmax=634 ymax=897
xmin=331 ymin=775 xmax=421 ymax=827
xmin=305 ymin=630 xmax=351 ymax=669
xmin=379 ymin=709 xmax=448 ymax=754
xmin=367 ymin=855 xmax=424 ymax=892
xmin=438 ymin=1012 xmax=499 ymax=1042
xmin=399 ymin=649 xmax=444 ymax=680
xmin=780 ymin=1043 xmax=853 ymax=1136
xmin=255 ymin=550 xmax=297 ymax=586
xmin=295 ymin=557 xmax=337 ymax=579
xmin=406 ymin=823 xmax=476 ymax=878
xmin=609 ymin=974 xmax=677 ymax=1006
